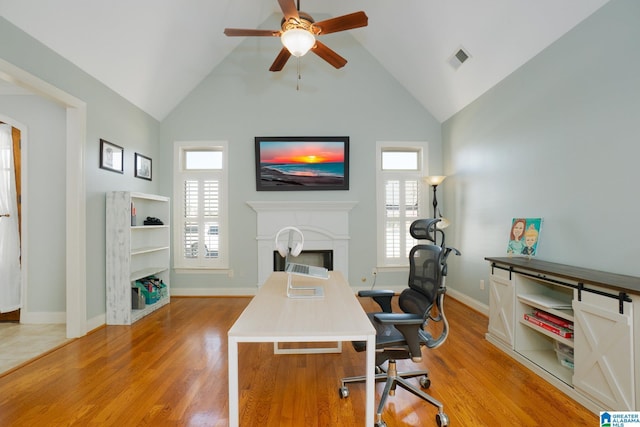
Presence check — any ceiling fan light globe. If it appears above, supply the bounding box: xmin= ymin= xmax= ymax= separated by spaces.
xmin=281 ymin=28 xmax=315 ymax=57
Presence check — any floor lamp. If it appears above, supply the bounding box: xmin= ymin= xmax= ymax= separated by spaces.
xmin=424 ymin=176 xmax=449 ymax=246
xmin=424 ymin=175 xmax=446 ymax=219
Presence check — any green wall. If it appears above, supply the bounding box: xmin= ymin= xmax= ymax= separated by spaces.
xmin=442 ymin=0 xmax=640 ymax=306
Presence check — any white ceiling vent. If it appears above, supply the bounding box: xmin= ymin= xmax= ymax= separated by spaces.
xmin=448 ymin=47 xmax=471 ymax=70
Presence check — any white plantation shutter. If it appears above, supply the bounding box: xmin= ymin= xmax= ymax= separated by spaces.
xmin=174 ymin=142 xmax=228 ymax=269
xmin=377 ymin=144 xmax=426 ymax=266
xmin=383 ymin=177 xmax=422 ymax=262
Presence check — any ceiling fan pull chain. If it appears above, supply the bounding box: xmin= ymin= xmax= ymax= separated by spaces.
xmin=296 ymin=57 xmax=301 ymax=91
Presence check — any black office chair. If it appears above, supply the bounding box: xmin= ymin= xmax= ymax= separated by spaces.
xmin=339 ymin=218 xmax=460 ymax=427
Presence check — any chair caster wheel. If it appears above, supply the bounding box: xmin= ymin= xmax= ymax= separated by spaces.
xmin=339 ymin=386 xmax=349 ymax=399
xmin=375 ymin=421 xmax=387 ymax=427
xmin=419 ymin=375 xmax=431 ymax=389
xmin=436 ymin=412 xmax=449 ymax=427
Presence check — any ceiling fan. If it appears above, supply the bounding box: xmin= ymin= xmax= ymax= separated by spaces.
xmin=224 ymin=0 xmax=368 ymax=72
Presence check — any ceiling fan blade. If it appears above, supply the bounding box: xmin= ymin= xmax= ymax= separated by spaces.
xmin=269 ymin=48 xmax=292 ymax=72
xmin=311 ymin=40 xmax=347 ymax=69
xmin=224 ymin=28 xmax=280 ymax=37
xmin=313 ymin=11 xmax=368 ymax=35
xmin=278 ymin=0 xmax=299 ymax=21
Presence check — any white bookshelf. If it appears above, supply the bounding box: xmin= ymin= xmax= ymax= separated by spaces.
xmin=106 ymin=191 xmax=170 ymax=325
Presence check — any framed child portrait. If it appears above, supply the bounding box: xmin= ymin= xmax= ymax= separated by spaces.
xmin=507 ymin=218 xmax=542 ymax=257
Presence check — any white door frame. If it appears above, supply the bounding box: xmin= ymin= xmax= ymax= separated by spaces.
xmin=0 ymin=58 xmax=87 ymax=338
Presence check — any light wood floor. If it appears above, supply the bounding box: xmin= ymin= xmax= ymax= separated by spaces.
xmin=0 ymin=296 xmax=596 ymax=426
xmin=0 ymin=323 xmax=69 ymax=374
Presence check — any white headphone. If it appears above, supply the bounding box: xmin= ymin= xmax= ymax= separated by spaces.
xmin=275 ymin=226 xmax=304 ymax=258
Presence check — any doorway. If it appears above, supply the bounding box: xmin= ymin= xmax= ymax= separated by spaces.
xmin=0 ymin=122 xmax=21 ymax=322
xmin=1 ymin=57 xmax=87 ymax=339
xmin=0 ymin=112 xmax=71 ymax=375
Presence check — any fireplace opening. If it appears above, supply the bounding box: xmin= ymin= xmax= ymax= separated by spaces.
xmin=273 ymin=250 xmax=333 ymax=272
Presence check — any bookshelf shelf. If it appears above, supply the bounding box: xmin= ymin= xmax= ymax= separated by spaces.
xmin=518 ymin=348 xmax=573 ymax=385
xmin=518 ymin=318 xmax=574 ymax=347
xmin=517 ymin=294 xmax=574 ymax=321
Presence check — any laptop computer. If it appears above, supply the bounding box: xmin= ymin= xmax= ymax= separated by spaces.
xmin=285 ymin=262 xmax=329 ymax=280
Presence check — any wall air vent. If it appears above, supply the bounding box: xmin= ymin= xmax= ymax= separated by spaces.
xmin=448 ymin=46 xmax=471 ymax=70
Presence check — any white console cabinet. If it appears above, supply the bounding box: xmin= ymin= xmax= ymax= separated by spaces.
xmin=106 ymin=192 xmax=170 ymax=325
xmin=486 ymin=257 xmax=640 ymax=413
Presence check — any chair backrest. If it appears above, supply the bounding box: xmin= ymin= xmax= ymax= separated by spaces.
xmin=398 ymin=244 xmax=443 ymax=316
xmin=400 ymin=218 xmax=458 ymax=350
xmin=398 ymin=218 xmax=444 ymax=315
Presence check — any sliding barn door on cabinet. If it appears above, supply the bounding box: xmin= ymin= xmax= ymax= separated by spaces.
xmin=488 ymin=268 xmax=515 ymax=347
xmin=573 ymin=291 xmax=634 ymax=410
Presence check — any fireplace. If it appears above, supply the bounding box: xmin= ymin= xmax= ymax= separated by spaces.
xmin=273 ymin=249 xmax=333 ymax=272
xmin=247 ymin=201 xmax=357 ymax=287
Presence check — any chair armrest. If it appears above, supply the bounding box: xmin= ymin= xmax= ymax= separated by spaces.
xmin=358 ymin=290 xmax=395 ymax=313
xmin=373 ymin=313 xmax=422 ymax=324
xmin=373 ymin=313 xmax=424 ymax=362
xmin=358 ymin=290 xmax=395 ymax=298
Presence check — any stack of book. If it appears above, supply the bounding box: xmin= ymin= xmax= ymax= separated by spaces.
xmin=523 ymin=309 xmax=573 ymax=339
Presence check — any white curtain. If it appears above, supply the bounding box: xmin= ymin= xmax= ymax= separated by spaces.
xmin=0 ymin=123 xmax=21 ymax=312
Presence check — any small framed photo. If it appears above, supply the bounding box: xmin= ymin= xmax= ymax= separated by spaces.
xmin=135 ymin=153 xmax=152 ymax=181
xmin=99 ymin=139 xmax=123 ymax=173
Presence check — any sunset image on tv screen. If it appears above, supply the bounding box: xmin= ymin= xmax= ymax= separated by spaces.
xmin=256 ymin=139 xmax=348 ymax=190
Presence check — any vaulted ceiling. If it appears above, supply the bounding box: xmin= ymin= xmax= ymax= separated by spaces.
xmin=0 ymin=0 xmax=611 ymax=122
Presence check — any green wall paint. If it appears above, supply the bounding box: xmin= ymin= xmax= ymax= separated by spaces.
xmin=443 ymin=0 xmax=640 ymax=305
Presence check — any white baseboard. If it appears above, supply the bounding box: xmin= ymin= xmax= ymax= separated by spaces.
xmin=87 ymin=313 xmax=105 ymax=333
xmin=446 ymin=288 xmax=489 ymax=316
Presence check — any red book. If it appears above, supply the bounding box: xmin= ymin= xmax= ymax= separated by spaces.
xmin=524 ymin=313 xmax=573 ymax=338
xmin=533 ymin=309 xmax=573 ymax=330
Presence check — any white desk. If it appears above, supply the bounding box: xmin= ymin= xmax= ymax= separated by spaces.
xmin=228 ymin=271 xmax=376 ymax=426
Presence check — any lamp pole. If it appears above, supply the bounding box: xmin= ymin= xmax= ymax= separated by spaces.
xmin=431 ymin=184 xmax=438 ymax=219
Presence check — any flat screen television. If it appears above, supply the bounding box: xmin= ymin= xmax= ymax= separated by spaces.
xmin=254 ymin=136 xmax=349 ymax=191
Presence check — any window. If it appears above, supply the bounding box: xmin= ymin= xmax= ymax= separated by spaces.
xmin=376 ymin=143 xmax=426 ymax=267
xmin=173 ymin=141 xmax=228 ymax=269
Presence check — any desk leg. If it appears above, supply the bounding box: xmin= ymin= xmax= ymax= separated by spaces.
xmin=228 ymin=337 xmax=239 ymax=427
xmin=365 ymin=334 xmax=376 ymax=426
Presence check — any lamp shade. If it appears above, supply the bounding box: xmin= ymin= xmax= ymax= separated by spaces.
xmin=436 ymin=217 xmax=451 ymax=229
xmin=424 ymin=175 xmax=446 ymax=186
xmin=281 ymin=28 xmax=315 ymax=57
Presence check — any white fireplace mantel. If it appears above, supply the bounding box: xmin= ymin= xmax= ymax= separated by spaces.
xmin=247 ymin=201 xmax=358 ymax=287
xmin=247 ymin=200 xmax=358 ymax=213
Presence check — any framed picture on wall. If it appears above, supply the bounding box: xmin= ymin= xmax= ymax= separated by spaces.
xmin=99 ymin=139 xmax=123 ymax=173
xmin=135 ymin=153 xmax=152 ymax=181
xmin=254 ymin=136 xmax=349 ymax=191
